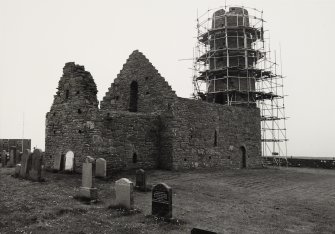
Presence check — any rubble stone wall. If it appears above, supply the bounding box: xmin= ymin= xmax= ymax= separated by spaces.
xmin=45 ymin=62 xmax=100 ymax=171
xmin=170 ymin=98 xmax=262 ymax=170
xmin=45 ymin=51 xmax=262 ymax=173
xmin=95 ymin=111 xmax=160 ymax=172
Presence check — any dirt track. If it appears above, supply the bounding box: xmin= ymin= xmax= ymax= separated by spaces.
xmin=0 ymin=167 xmax=334 ymax=233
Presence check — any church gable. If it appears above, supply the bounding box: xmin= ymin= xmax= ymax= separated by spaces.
xmin=100 ymin=50 xmax=177 ymax=113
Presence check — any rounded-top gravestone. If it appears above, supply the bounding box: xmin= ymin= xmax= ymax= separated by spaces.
xmin=64 ymin=151 xmax=74 ymax=172
xmin=115 ymin=178 xmax=134 ymax=209
xmin=152 ymin=183 xmax=172 ymax=219
xmin=95 ymin=158 xmax=106 ymax=178
xmin=29 ymin=148 xmax=43 ymax=181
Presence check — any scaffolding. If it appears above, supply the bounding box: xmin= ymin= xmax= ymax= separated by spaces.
xmin=193 ymin=6 xmax=288 ymax=163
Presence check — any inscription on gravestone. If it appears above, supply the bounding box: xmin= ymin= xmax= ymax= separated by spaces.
xmin=152 ymin=183 xmax=172 ymax=219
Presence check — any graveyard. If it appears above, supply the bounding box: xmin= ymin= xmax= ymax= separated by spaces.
xmin=0 ymin=165 xmax=335 ymax=233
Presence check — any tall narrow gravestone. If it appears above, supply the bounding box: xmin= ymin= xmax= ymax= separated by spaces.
xmin=115 ymin=178 xmax=134 ymax=209
xmin=78 ymin=156 xmax=98 ymax=200
xmin=15 ymin=151 xmax=22 ymax=164
xmin=152 ymin=183 xmax=172 ymax=219
xmin=1 ymin=150 xmax=7 ymax=167
xmin=135 ymin=169 xmax=146 ymax=191
xmin=29 ymin=149 xmax=43 ymax=181
xmin=52 ymin=152 xmax=63 ymax=171
xmin=8 ymin=147 xmax=16 ymax=167
xmin=64 ymin=151 xmax=74 ymax=172
xmin=95 ymin=158 xmax=106 ymax=178
xmin=20 ymin=149 xmax=32 ymax=178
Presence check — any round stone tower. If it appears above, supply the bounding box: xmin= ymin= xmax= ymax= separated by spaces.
xmin=196 ymin=7 xmax=264 ymax=105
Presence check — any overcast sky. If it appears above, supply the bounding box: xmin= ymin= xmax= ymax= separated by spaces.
xmin=1 ymin=0 xmax=334 ymax=157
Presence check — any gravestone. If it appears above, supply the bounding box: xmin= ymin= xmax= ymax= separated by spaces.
xmin=29 ymin=149 xmax=43 ymax=181
xmin=20 ymin=149 xmax=32 ymax=178
xmin=8 ymin=147 xmax=16 ymax=167
xmin=64 ymin=151 xmax=74 ymax=172
xmin=15 ymin=151 xmax=22 ymax=164
xmin=14 ymin=164 xmax=21 ymax=177
xmin=95 ymin=158 xmax=106 ymax=178
xmin=78 ymin=156 xmax=98 ymax=200
xmin=152 ymin=183 xmax=172 ymax=219
xmin=1 ymin=150 xmax=7 ymax=167
xmin=115 ymin=178 xmax=134 ymax=209
xmin=135 ymin=169 xmax=146 ymax=191
xmin=191 ymin=228 xmax=217 ymax=234
xmin=52 ymin=152 xmax=63 ymax=171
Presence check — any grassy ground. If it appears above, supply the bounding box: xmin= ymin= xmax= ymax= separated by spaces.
xmin=0 ymin=167 xmax=334 ymax=234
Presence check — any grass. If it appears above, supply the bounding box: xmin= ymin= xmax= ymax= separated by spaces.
xmin=0 ymin=167 xmax=335 ymax=233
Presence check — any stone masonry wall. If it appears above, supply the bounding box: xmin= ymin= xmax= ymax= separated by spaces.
xmin=100 ymin=50 xmax=177 ymax=114
xmin=94 ymin=111 xmax=160 ymax=172
xmin=45 ymin=62 xmax=100 ymax=171
xmin=45 ymin=50 xmax=262 ymax=173
xmin=170 ymin=98 xmax=262 ymax=170
xmin=0 ymin=139 xmax=31 ymax=153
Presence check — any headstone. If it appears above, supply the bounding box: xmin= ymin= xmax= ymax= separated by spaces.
xmin=14 ymin=164 xmax=21 ymax=177
xmin=29 ymin=149 xmax=43 ymax=181
xmin=95 ymin=158 xmax=106 ymax=178
xmin=20 ymin=149 xmax=32 ymax=178
xmin=135 ymin=169 xmax=146 ymax=191
xmin=191 ymin=228 xmax=217 ymax=234
xmin=8 ymin=147 xmax=16 ymax=167
xmin=85 ymin=156 xmax=95 ymax=163
xmin=115 ymin=178 xmax=134 ymax=209
xmin=64 ymin=151 xmax=74 ymax=172
xmin=1 ymin=150 xmax=7 ymax=167
xmin=78 ymin=156 xmax=98 ymax=200
xmin=152 ymin=183 xmax=172 ymax=219
xmin=15 ymin=151 xmax=22 ymax=164
xmin=52 ymin=152 xmax=62 ymax=171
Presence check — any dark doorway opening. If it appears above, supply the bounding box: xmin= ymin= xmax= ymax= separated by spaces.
xmin=60 ymin=154 xmax=65 ymax=171
xmin=132 ymin=153 xmax=138 ymax=163
xmin=240 ymin=146 xmax=246 ymax=168
xmin=129 ymin=81 xmax=138 ymax=112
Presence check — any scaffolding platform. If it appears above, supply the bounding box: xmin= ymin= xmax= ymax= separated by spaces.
xmin=192 ymin=5 xmax=288 ymax=161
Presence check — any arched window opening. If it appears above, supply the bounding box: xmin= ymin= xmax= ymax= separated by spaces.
xmin=129 ymin=81 xmax=138 ymax=112
xmin=66 ymin=90 xmax=69 ymax=99
xmin=214 ymin=130 xmax=218 ymax=147
xmin=77 ymin=109 xmax=82 ymax=114
xmin=132 ymin=152 xmax=137 ymax=163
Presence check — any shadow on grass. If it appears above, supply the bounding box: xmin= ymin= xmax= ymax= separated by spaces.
xmin=108 ymin=204 xmax=141 ymax=216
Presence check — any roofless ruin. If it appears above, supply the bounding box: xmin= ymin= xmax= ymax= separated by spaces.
xmin=45 ymin=6 xmax=287 ymax=173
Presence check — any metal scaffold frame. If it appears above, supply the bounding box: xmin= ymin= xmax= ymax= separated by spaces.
xmin=192 ymin=5 xmax=288 ymax=163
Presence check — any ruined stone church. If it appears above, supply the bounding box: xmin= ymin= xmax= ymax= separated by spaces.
xmin=45 ymin=50 xmax=261 ymax=173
